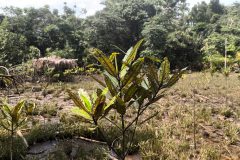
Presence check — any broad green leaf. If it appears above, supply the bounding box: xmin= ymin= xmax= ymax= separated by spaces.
xmin=78 ymin=89 xmax=92 ymax=112
xmin=103 ymin=95 xmax=120 ymax=116
xmin=72 ymin=107 xmax=92 ymax=121
xmin=164 ymin=68 xmax=186 ymax=88
xmin=109 ymin=52 xmax=119 ymax=62
xmin=12 ymin=100 xmax=25 ymax=123
xmin=90 ymin=75 xmax=106 ymax=87
xmin=104 ymin=74 xmax=118 ymax=96
xmin=91 ymin=48 xmax=117 ymax=76
xmin=104 ymin=71 xmax=118 ymax=87
xmin=1 ymin=105 xmax=11 ymax=119
xmin=104 ymin=96 xmax=117 ymax=111
xmin=141 ymin=77 xmax=150 ymax=90
xmin=122 ymin=47 xmax=133 ymax=62
xmin=101 ymin=87 xmax=109 ymax=96
xmin=93 ymin=95 xmax=106 ymax=120
xmin=2 ymin=104 xmax=11 ymax=113
xmin=158 ymin=57 xmax=170 ymax=86
xmin=146 ymin=64 xmax=159 ymax=93
xmin=124 ymin=83 xmax=138 ymax=102
xmin=93 ymin=101 xmax=105 ymax=120
xmin=134 ymin=86 xmax=150 ymax=105
xmin=108 ymin=52 xmax=120 ymax=75
xmin=67 ymin=89 xmax=91 ymax=115
xmin=147 ymin=64 xmax=158 ymax=83
xmin=115 ymin=97 xmax=126 ymax=115
xmin=120 ymin=65 xmax=128 ymax=78
xmin=121 ymin=39 xmax=144 ymax=70
xmin=145 ymin=56 xmax=161 ymax=63
xmin=122 ymin=75 xmax=143 ymax=92
xmin=122 ymin=58 xmax=144 ymax=87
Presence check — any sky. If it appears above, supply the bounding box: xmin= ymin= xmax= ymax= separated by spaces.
xmin=0 ymin=0 xmax=239 ymax=17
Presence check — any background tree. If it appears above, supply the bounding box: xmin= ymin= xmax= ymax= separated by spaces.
xmin=0 ymin=18 xmax=28 ymax=66
xmin=0 ymin=1 xmax=239 ymax=70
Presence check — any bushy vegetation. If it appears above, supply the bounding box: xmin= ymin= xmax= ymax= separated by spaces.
xmin=0 ymin=72 xmax=240 ymax=159
xmin=67 ymin=40 xmax=185 ymax=159
xmin=0 ymin=0 xmax=240 ymax=160
xmin=0 ymin=0 xmax=239 ymax=71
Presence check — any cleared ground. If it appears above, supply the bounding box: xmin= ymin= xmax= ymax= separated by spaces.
xmin=0 ymin=72 xmax=240 ymax=159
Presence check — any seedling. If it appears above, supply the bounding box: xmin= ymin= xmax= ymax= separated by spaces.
xmin=67 ymin=40 xmax=185 ymax=159
xmin=0 ymin=99 xmax=28 ymax=160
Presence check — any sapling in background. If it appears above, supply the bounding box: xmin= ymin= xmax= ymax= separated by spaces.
xmin=0 ymin=99 xmax=28 ymax=160
xmin=223 ymin=38 xmax=231 ymax=107
xmin=67 ymin=39 xmax=185 ymax=159
xmin=24 ymin=101 xmax=36 ymax=126
xmin=0 ymin=66 xmax=14 ymax=95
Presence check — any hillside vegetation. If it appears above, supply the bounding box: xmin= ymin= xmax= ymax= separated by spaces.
xmin=0 ymin=0 xmax=239 ymax=71
xmin=0 ymin=0 xmax=240 ymax=160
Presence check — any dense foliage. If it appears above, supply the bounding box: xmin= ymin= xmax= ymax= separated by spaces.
xmin=67 ymin=40 xmax=185 ymax=159
xmin=0 ymin=0 xmax=239 ymax=70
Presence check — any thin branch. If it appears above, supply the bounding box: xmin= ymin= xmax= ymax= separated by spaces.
xmin=93 ymin=119 xmax=119 ymax=158
xmin=121 ymin=114 xmax=125 ymax=159
xmin=124 ymin=98 xmax=155 ymax=132
xmin=104 ymin=117 xmax=121 ymax=130
xmin=125 ymin=104 xmax=142 ymax=156
xmin=111 ymin=44 xmax=126 ymax=54
xmin=139 ymin=112 xmax=159 ymax=125
xmin=0 ymin=66 xmax=10 ymax=75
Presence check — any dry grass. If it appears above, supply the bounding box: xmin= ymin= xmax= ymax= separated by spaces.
xmin=0 ymin=73 xmax=239 ymax=159
xmin=137 ymin=72 xmax=240 ymax=159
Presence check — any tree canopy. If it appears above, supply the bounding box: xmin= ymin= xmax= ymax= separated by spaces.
xmin=0 ymin=0 xmax=239 ymax=70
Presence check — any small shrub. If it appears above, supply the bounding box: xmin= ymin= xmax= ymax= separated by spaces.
xmin=225 ymin=123 xmax=239 ymax=145
xmin=40 ymin=103 xmax=58 ymax=116
xmin=221 ymin=109 xmax=235 ymax=118
xmin=67 ymin=40 xmax=185 ymax=159
xmin=0 ymin=100 xmax=28 ymax=160
xmin=200 ymin=146 xmax=220 ymax=160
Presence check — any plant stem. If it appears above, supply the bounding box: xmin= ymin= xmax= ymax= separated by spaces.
xmin=117 ymin=70 xmax=126 ymax=159
xmin=193 ymin=100 xmax=196 ymax=150
xmin=139 ymin=112 xmax=159 ymax=125
xmin=225 ymin=75 xmax=228 ymax=108
xmin=93 ymin=119 xmax=119 ymax=158
xmin=123 ymin=92 xmax=160 ymax=157
xmin=224 ymin=38 xmax=228 ymax=108
xmin=11 ymin=122 xmax=14 ymax=160
xmin=124 ymin=94 xmax=158 ymax=132
xmin=224 ymin=38 xmax=227 ymax=70
xmin=104 ymin=117 xmax=121 ymax=130
xmin=126 ymin=104 xmax=142 ymax=156
xmin=121 ymin=114 xmax=125 ymax=160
